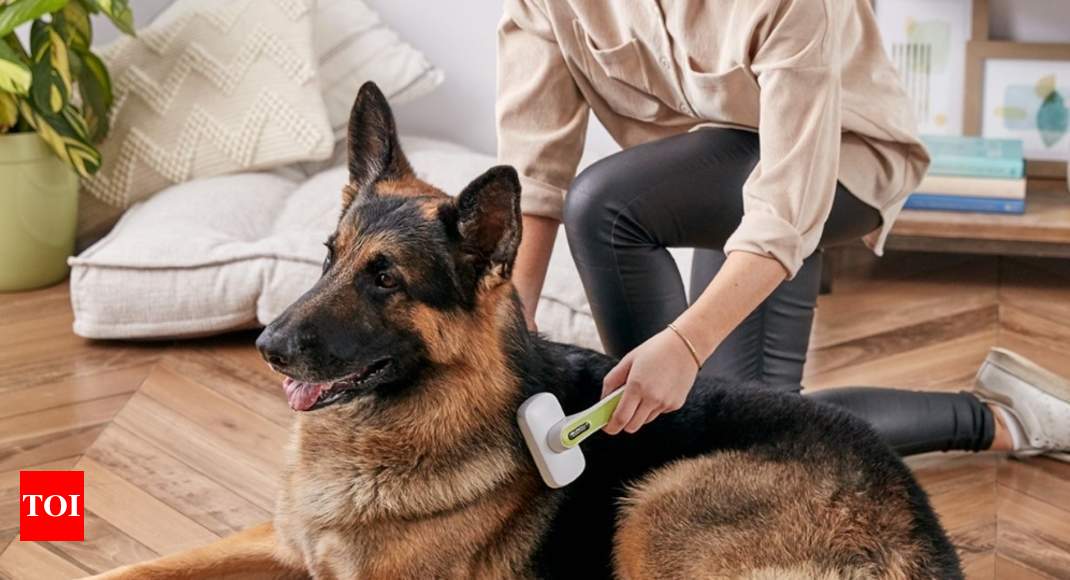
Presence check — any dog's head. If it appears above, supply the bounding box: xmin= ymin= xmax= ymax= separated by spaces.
xmin=256 ymin=82 xmax=523 ymax=412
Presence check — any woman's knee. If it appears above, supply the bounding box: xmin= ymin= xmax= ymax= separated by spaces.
xmin=563 ymin=157 xmax=633 ymax=237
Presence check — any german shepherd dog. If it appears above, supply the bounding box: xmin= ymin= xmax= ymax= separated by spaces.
xmin=92 ymin=83 xmax=961 ymax=579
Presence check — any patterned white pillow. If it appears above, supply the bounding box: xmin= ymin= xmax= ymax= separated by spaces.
xmin=78 ymin=0 xmax=334 ymax=243
xmin=313 ymin=0 xmax=445 ymax=141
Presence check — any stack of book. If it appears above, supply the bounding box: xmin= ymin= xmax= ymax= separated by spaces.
xmin=905 ymin=136 xmax=1027 ymax=215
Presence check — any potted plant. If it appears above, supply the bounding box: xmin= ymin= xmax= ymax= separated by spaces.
xmin=0 ymin=0 xmax=133 ymax=291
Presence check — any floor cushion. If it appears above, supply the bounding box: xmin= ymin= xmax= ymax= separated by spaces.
xmin=70 ymin=137 xmax=688 ymax=350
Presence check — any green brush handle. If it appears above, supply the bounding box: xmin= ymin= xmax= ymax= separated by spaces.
xmin=557 ymin=387 xmax=625 ymax=450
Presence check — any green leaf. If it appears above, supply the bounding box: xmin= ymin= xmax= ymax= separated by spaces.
xmin=0 ymin=91 xmax=17 ymax=131
xmin=74 ymin=47 xmax=110 ymax=141
xmin=0 ymin=0 xmax=69 ymax=38
xmin=17 ymin=96 xmax=100 ymax=176
xmin=83 ymin=0 xmax=133 ymax=36
xmin=28 ymin=22 xmax=70 ymax=114
xmin=0 ymin=37 xmax=30 ymax=93
xmin=47 ymin=28 xmax=70 ymax=93
xmin=74 ymin=0 xmax=97 ymax=14
xmin=55 ymin=0 xmax=90 ymax=49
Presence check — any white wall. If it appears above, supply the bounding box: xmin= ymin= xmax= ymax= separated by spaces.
xmin=93 ymin=0 xmax=1070 ymax=162
xmin=366 ymin=1 xmax=619 ymax=162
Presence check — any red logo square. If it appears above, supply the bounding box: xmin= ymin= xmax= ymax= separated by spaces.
xmin=19 ymin=471 xmax=84 ymax=542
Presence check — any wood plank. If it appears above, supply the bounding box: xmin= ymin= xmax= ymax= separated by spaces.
xmin=0 ymin=283 xmax=162 ymax=393
xmin=909 ymin=453 xmax=1000 ymax=497
xmin=0 ymin=325 xmax=160 ymax=395
xmin=810 ymin=259 xmax=997 ymax=350
xmin=996 ymin=486 xmax=1070 ymax=577
xmin=47 ymin=512 xmax=159 ymax=576
xmin=998 ymin=458 xmax=1070 ymax=513
xmin=160 ymin=345 xmax=291 ymax=429
xmin=963 ymin=552 xmax=995 ymax=580
xmin=0 ymin=425 xmax=105 ymax=473
xmin=0 ymin=539 xmax=89 ymax=580
xmin=807 ymin=304 xmax=997 ymax=377
xmin=0 ymin=395 xmax=129 ymax=463
xmin=995 ymin=555 xmax=1060 ymax=580
xmin=805 ymin=330 xmax=994 ymax=391
xmin=85 ymin=425 xmax=271 ymax=536
xmin=74 ymin=456 xmax=218 ymax=556
xmin=0 ymin=283 xmax=73 ymax=326
xmin=0 ymin=364 xmax=150 ymax=420
xmin=1000 ymin=305 xmax=1070 ymax=360
xmin=136 ymin=365 xmax=289 ymax=473
xmin=924 ymin=479 xmax=997 ymax=558
xmin=113 ymin=392 xmax=280 ymax=508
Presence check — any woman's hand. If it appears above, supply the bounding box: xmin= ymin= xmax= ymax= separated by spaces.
xmin=600 ymin=252 xmax=788 ymax=435
xmin=602 ymin=328 xmax=700 ymax=434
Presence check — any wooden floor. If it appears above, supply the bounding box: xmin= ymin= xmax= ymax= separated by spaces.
xmin=1 ymin=250 xmax=1069 ymax=579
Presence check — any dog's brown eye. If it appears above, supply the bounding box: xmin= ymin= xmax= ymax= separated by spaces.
xmin=375 ymin=272 xmax=398 ymax=289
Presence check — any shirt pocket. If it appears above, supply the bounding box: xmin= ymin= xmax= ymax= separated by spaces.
xmin=681 ymin=63 xmax=760 ymax=127
xmin=572 ymin=20 xmax=667 ymax=122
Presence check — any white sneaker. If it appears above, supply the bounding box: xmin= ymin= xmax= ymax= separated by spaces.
xmin=974 ymin=348 xmax=1070 ymax=462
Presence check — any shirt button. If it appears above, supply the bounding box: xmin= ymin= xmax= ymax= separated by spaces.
xmin=659 ymin=56 xmax=670 ymax=69
xmin=678 ymin=100 xmax=689 ymax=111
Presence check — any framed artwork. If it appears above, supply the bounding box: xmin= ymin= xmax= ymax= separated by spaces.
xmin=874 ymin=0 xmax=976 ymax=135
xmin=965 ymin=41 xmax=1070 ymax=178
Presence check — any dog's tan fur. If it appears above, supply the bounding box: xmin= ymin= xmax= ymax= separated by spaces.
xmin=613 ymin=453 xmax=929 ymax=579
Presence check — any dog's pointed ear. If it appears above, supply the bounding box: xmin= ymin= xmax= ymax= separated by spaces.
xmin=454 ymin=166 xmax=523 ymax=279
xmin=343 ymin=82 xmax=413 ymax=208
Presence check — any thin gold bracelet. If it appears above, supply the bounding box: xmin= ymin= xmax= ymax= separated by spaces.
xmin=667 ymin=322 xmax=703 ymax=371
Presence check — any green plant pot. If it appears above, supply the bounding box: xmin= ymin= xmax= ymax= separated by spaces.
xmin=0 ymin=132 xmax=79 ymax=292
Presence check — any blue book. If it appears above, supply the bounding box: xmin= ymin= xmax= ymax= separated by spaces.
xmin=904 ymin=193 xmax=1025 ymax=214
xmin=921 ymin=136 xmax=1025 ymax=179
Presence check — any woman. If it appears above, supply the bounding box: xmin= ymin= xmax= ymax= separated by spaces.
xmin=496 ymin=0 xmax=1070 ymax=458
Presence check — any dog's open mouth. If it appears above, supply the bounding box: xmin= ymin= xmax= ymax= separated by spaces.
xmin=281 ymin=359 xmax=392 ymax=412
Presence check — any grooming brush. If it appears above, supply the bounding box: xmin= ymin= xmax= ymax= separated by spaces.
xmin=517 ymin=387 xmax=624 ymax=488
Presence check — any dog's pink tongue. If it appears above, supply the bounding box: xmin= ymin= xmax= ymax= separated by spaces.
xmin=282 ymin=378 xmax=326 ymax=411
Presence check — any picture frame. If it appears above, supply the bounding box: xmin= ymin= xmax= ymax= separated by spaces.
xmin=873 ymin=0 xmax=976 ymax=135
xmin=964 ymin=40 xmax=1070 ymax=178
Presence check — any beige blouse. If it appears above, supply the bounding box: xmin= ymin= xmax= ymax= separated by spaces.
xmin=496 ymin=0 xmax=930 ymax=277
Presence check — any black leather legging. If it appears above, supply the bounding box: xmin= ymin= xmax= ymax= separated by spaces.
xmin=563 ymin=128 xmax=994 ymax=455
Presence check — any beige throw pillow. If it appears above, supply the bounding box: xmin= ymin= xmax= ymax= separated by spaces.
xmin=78 ymin=0 xmax=334 ymax=244
xmin=314 ymin=0 xmax=444 ymax=141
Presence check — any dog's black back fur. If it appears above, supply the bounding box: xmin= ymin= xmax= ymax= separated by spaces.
xmin=509 ymin=336 xmax=962 ymax=578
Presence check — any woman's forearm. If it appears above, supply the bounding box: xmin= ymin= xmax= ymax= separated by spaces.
xmin=513 ymin=215 xmax=560 ymax=325
xmin=673 ymin=251 xmax=788 ymax=360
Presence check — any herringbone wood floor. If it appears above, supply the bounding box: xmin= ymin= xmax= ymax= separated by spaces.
xmin=1 ymin=250 xmax=1069 ymax=579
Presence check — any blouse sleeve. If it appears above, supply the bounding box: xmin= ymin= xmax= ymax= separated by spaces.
xmin=496 ymin=0 xmax=590 ymax=221
xmin=723 ymin=0 xmax=844 ymax=278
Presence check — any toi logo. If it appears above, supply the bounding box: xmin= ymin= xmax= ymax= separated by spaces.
xmin=19 ymin=471 xmax=84 ymax=542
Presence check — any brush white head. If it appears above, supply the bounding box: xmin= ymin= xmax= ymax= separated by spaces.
xmin=518 ymin=393 xmax=586 ymax=488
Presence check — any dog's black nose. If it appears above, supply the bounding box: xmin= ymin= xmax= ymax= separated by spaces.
xmin=256 ymin=328 xmax=290 ymax=369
